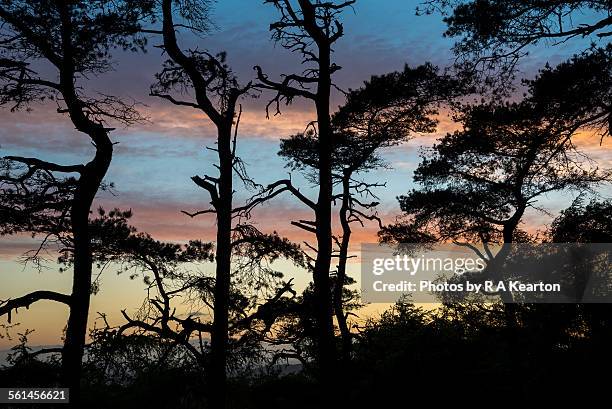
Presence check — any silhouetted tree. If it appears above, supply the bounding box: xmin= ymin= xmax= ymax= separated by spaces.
xmin=427 ymin=1 xmax=612 ymax=144
xmin=0 ymin=0 xmax=151 ymax=398
xmin=551 ymin=198 xmax=612 ymax=243
xmin=149 ymin=1 xmax=246 ymax=405
xmin=276 ymin=63 xmax=462 ymax=361
xmin=253 ymin=0 xmax=355 ymax=377
xmin=81 ymin=209 xmax=303 ymax=379
xmin=549 ymin=198 xmax=612 ymax=343
xmin=381 ymin=86 xmax=612 ymax=310
xmin=146 ymin=1 xmax=306 ymax=406
xmin=420 ymin=0 xmax=612 ymax=86
xmin=526 ymin=44 xmax=612 ymax=138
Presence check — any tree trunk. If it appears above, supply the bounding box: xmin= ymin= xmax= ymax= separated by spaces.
xmin=500 ymin=209 xmax=524 ymax=330
xmin=57 ymin=3 xmax=115 ymax=396
xmin=209 ymin=124 xmax=233 ymax=409
xmin=62 ymin=134 xmax=112 ymax=400
xmin=334 ymin=171 xmax=352 ymax=362
xmin=312 ymin=43 xmax=336 ymax=377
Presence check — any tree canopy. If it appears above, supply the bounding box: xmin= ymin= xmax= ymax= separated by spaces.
xmin=382 ymin=85 xmax=611 ymax=244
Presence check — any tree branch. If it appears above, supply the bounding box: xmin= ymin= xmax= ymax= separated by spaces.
xmin=149 ymin=92 xmax=200 ymax=109
xmin=5 ymin=156 xmax=85 ymax=174
xmin=0 ymin=291 xmax=71 ymax=323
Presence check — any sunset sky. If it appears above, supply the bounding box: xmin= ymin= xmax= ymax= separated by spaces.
xmin=1 ymin=0 xmax=609 ymax=349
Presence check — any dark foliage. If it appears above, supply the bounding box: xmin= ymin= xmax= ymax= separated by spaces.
xmin=279 ymin=63 xmax=461 ymax=178
xmin=526 ymin=44 xmax=612 ymax=138
xmin=382 ymin=89 xmax=611 ymax=244
xmin=551 ymin=198 xmax=612 ymax=243
xmin=420 ymin=0 xmax=612 ymax=88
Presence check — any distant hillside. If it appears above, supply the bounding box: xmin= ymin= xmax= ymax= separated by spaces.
xmin=0 ymin=345 xmax=62 ymax=366
xmin=0 ymin=349 xmax=10 ymax=365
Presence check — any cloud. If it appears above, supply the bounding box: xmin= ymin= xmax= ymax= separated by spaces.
xmin=0 ymin=107 xmax=89 ymax=153
xmin=0 ymin=236 xmax=45 ymax=260
xmin=130 ymin=101 xmax=316 ymax=141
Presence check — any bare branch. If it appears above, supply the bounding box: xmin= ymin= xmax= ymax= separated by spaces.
xmin=150 ymin=92 xmax=200 ymax=109
xmin=5 ymin=156 xmax=85 ymax=174
xmin=0 ymin=291 xmax=71 ymax=323
xmin=181 ymin=208 xmax=216 ymax=218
